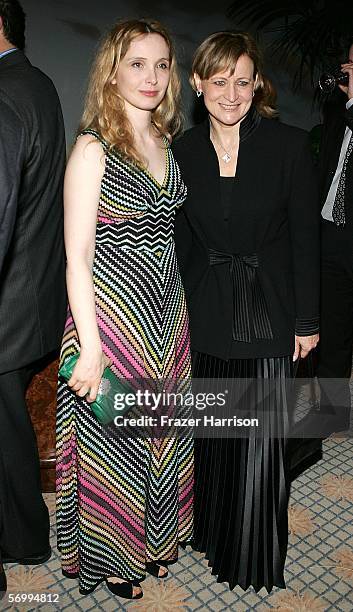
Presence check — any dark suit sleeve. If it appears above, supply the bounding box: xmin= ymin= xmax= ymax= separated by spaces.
xmin=0 ymin=97 xmax=26 ymax=273
xmin=287 ymin=133 xmax=320 ymax=336
xmin=318 ymin=100 xmax=348 ymax=200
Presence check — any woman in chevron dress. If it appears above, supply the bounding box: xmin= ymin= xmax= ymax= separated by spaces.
xmin=56 ymin=20 xmax=193 ymax=599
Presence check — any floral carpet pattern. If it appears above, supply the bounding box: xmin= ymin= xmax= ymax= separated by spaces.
xmin=1 ymin=436 xmax=352 ymax=611
xmin=2 ymin=372 xmax=353 ymax=612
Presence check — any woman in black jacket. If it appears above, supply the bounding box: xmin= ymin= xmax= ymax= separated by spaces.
xmin=173 ymin=31 xmax=320 ymax=593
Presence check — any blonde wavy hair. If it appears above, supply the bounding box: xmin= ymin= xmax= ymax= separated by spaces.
xmin=79 ymin=19 xmax=182 ymax=166
xmin=191 ymin=31 xmax=277 ymax=119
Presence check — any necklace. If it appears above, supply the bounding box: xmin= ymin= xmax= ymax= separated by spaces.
xmin=210 ymin=127 xmax=233 ymax=163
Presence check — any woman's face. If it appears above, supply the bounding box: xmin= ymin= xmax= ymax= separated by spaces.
xmin=113 ymin=33 xmax=171 ymax=113
xmin=195 ymin=53 xmax=255 ymax=127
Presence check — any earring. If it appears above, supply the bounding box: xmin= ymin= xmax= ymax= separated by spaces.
xmin=252 ymin=90 xmax=255 ymax=97
xmin=196 ymin=90 xmax=202 ymax=98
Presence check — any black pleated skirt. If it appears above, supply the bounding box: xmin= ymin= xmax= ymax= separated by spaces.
xmin=191 ymin=351 xmax=292 ymax=593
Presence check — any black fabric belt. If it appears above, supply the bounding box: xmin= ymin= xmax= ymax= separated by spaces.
xmin=209 ymin=248 xmax=273 ymax=343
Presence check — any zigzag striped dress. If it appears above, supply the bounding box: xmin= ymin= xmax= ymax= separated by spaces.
xmin=56 ymin=130 xmax=193 ymax=594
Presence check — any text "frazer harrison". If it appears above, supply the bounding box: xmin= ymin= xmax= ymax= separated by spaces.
xmin=113 ymin=415 xmax=260 ymax=428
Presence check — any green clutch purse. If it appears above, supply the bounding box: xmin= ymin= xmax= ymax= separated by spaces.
xmin=58 ymin=353 xmax=135 ymax=425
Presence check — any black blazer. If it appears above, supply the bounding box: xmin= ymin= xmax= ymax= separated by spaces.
xmin=0 ymin=51 xmax=67 ymax=373
xmin=318 ymin=95 xmax=353 ymax=204
xmin=173 ymin=109 xmax=320 ymax=359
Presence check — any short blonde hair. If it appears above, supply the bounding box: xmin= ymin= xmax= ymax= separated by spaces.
xmin=191 ymin=31 xmax=277 ymax=119
xmin=79 ymin=19 xmax=183 ymax=166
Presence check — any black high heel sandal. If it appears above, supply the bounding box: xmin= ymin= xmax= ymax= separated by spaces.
xmin=146 ymin=561 xmax=169 ymax=578
xmin=105 ymin=577 xmax=143 ymax=599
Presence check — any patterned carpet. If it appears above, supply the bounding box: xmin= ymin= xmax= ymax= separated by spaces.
xmin=2 ymin=394 xmax=353 ymax=610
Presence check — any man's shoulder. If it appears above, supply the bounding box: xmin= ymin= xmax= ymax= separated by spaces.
xmin=0 ymin=56 xmax=64 ymax=152
xmin=1 ymin=65 xmax=57 ymax=95
xmin=0 ymin=67 xmax=63 ymax=144
xmin=0 ymin=53 xmax=60 ymax=109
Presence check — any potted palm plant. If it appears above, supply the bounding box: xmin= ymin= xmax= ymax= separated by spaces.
xmin=227 ymin=1 xmax=353 ymax=88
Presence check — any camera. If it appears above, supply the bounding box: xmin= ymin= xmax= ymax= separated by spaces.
xmin=319 ymin=70 xmax=349 ymax=93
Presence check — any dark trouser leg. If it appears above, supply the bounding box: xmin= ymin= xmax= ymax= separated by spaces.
xmin=317 ymin=251 xmax=353 ymax=434
xmin=0 ymin=366 xmax=49 ymax=558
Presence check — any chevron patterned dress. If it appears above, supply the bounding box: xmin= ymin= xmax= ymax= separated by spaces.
xmin=56 ymin=130 xmax=193 ymax=594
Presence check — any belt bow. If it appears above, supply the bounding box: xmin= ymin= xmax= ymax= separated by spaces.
xmin=209 ymin=248 xmax=273 ymax=343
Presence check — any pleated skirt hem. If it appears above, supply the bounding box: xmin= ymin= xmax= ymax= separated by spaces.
xmin=192 ymin=544 xmax=286 ymax=593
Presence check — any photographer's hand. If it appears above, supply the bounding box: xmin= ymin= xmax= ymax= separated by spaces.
xmin=339 ymin=56 xmax=353 ymax=100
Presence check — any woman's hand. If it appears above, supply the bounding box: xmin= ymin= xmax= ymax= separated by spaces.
xmin=68 ymin=349 xmax=112 ymax=402
xmin=293 ymin=334 xmax=319 ymax=362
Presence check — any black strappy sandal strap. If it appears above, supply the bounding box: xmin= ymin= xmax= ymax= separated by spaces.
xmin=145 ymin=561 xmax=169 ymax=578
xmin=105 ymin=577 xmax=143 ymax=599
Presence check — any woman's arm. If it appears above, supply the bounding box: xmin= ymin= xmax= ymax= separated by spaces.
xmin=64 ymin=135 xmax=110 ymax=401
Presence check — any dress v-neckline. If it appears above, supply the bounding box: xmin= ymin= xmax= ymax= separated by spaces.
xmin=140 ymin=137 xmax=170 ymax=191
